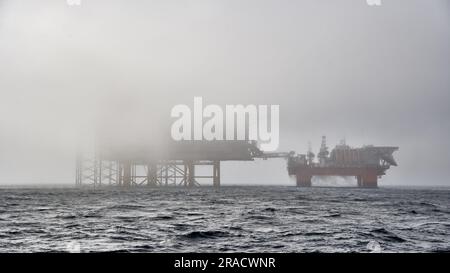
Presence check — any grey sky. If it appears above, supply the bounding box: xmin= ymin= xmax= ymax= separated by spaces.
xmin=0 ymin=0 xmax=449 ymax=185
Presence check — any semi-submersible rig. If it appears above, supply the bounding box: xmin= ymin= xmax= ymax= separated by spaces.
xmin=76 ymin=136 xmax=398 ymax=188
xmin=287 ymin=136 xmax=398 ymax=188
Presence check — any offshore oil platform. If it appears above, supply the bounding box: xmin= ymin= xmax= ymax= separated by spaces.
xmin=287 ymin=137 xmax=398 ymax=188
xmin=75 ymin=137 xmax=398 ymax=188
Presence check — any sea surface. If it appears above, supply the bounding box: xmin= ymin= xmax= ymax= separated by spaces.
xmin=0 ymin=186 xmax=448 ymax=253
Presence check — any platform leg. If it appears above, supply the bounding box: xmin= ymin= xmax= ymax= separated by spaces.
xmin=296 ymin=173 xmax=312 ymax=187
xmin=147 ymin=163 xmax=157 ymax=187
xmin=187 ymin=161 xmax=195 ymax=187
xmin=213 ymin=161 xmax=220 ymax=187
xmin=123 ymin=162 xmax=131 ymax=187
xmin=357 ymin=175 xmax=362 ymax=187
xmin=361 ymin=172 xmax=378 ymax=188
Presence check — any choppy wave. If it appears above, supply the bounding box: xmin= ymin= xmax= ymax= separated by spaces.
xmin=0 ymin=186 xmax=448 ymax=252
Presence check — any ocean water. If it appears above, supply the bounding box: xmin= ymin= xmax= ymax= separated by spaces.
xmin=0 ymin=186 xmax=448 ymax=253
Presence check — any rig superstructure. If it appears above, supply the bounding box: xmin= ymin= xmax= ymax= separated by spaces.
xmin=287 ymin=136 xmax=399 ymax=188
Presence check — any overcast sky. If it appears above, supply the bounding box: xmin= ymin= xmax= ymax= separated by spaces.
xmin=0 ymin=0 xmax=449 ymax=186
